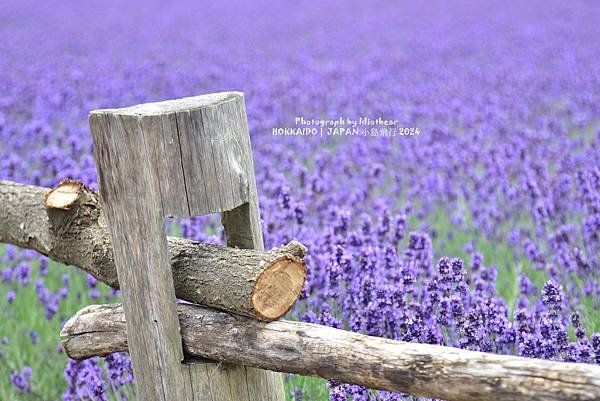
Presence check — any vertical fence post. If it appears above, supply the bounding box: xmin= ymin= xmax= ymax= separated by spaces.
xmin=89 ymin=92 xmax=285 ymax=401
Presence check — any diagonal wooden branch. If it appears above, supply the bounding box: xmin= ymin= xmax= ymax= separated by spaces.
xmin=0 ymin=179 xmax=307 ymax=320
xmin=61 ymin=303 xmax=600 ymax=401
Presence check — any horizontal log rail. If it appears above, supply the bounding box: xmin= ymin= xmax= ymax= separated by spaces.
xmin=0 ymin=180 xmax=307 ymax=320
xmin=3 ymin=178 xmax=600 ymax=400
xmin=61 ymin=303 xmax=600 ymax=401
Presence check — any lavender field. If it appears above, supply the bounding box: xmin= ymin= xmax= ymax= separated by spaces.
xmin=1 ymin=1 xmax=599 ymax=400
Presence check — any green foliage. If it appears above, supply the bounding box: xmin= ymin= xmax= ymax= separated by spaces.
xmin=0 ymin=253 xmax=134 ymax=400
xmin=0 ymin=206 xmax=597 ymax=400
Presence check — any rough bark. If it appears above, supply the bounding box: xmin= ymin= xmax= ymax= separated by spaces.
xmin=0 ymin=179 xmax=307 ymax=320
xmin=61 ymin=303 xmax=600 ymax=401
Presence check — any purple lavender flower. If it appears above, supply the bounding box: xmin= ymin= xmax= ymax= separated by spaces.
xmin=592 ymin=333 xmax=600 ymax=363
xmin=541 ymin=280 xmax=563 ymax=316
xmin=63 ymin=358 xmax=108 ymax=401
xmin=39 ymin=257 xmax=49 ymax=276
xmin=29 ymin=330 xmax=40 ymax=344
xmin=17 ymin=262 xmax=31 ymax=286
xmin=105 ymin=352 xmax=134 ymax=386
xmin=2 ymin=267 xmax=13 ymax=283
xmin=10 ymin=366 xmax=32 ymax=393
xmin=0 ymin=1 xmax=599 ymax=399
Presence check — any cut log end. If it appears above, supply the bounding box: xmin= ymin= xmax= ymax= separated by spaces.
xmin=44 ymin=179 xmax=85 ymax=209
xmin=252 ymin=256 xmax=306 ymax=320
xmin=1 ymin=179 xmax=310 ymax=321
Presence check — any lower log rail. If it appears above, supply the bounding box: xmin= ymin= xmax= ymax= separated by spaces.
xmin=62 ymin=303 xmax=600 ymax=401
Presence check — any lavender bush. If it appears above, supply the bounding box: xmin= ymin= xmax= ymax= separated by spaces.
xmin=1 ymin=1 xmax=599 ymax=400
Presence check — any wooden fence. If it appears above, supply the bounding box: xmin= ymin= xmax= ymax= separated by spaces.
xmin=0 ymin=92 xmax=598 ymax=401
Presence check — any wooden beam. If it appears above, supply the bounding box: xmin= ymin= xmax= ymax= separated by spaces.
xmin=90 ymin=102 xmax=187 ymax=400
xmin=92 ymin=92 xmax=253 ymax=218
xmin=62 ymin=303 xmax=600 ymax=401
xmin=0 ymin=179 xmax=307 ymax=321
xmin=89 ymin=92 xmax=286 ymax=401
xmin=219 ymin=98 xmax=287 ymax=399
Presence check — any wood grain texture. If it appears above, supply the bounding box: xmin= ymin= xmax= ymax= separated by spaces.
xmin=90 ymin=111 xmax=187 ymax=401
xmin=62 ymin=303 xmax=600 ymax=401
xmin=218 ymin=123 xmax=286 ymax=400
xmin=140 ymin=113 xmax=189 ymax=217
xmin=176 ymin=108 xmax=218 ymax=214
xmin=89 ymin=92 xmax=286 ymax=401
xmin=44 ymin=179 xmax=82 ymax=209
xmin=0 ymin=180 xmax=307 ymax=320
xmin=220 ymin=105 xmax=263 ymax=250
xmin=92 ymin=92 xmax=252 ymax=217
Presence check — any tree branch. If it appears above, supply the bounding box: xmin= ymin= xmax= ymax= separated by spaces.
xmin=61 ymin=303 xmax=600 ymax=401
xmin=0 ymin=180 xmax=307 ymax=320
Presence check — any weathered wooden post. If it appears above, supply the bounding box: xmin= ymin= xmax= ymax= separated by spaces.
xmin=89 ymin=92 xmax=285 ymax=401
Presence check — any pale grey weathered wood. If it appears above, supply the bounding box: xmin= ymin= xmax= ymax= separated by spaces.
xmin=141 ymin=113 xmax=190 ymax=217
xmin=206 ymin=363 xmax=235 ymax=401
xmin=218 ymin=97 xmax=286 ymax=399
xmin=221 ymin=100 xmax=263 ymax=249
xmin=62 ymin=303 xmax=600 ymax=401
xmin=89 ymin=92 xmax=286 ymax=401
xmin=222 ymin=364 xmax=252 ymax=401
xmin=177 ymin=109 xmax=218 ymax=214
xmin=90 ymin=112 xmax=186 ymax=400
xmin=93 ymin=92 xmax=251 ymax=217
